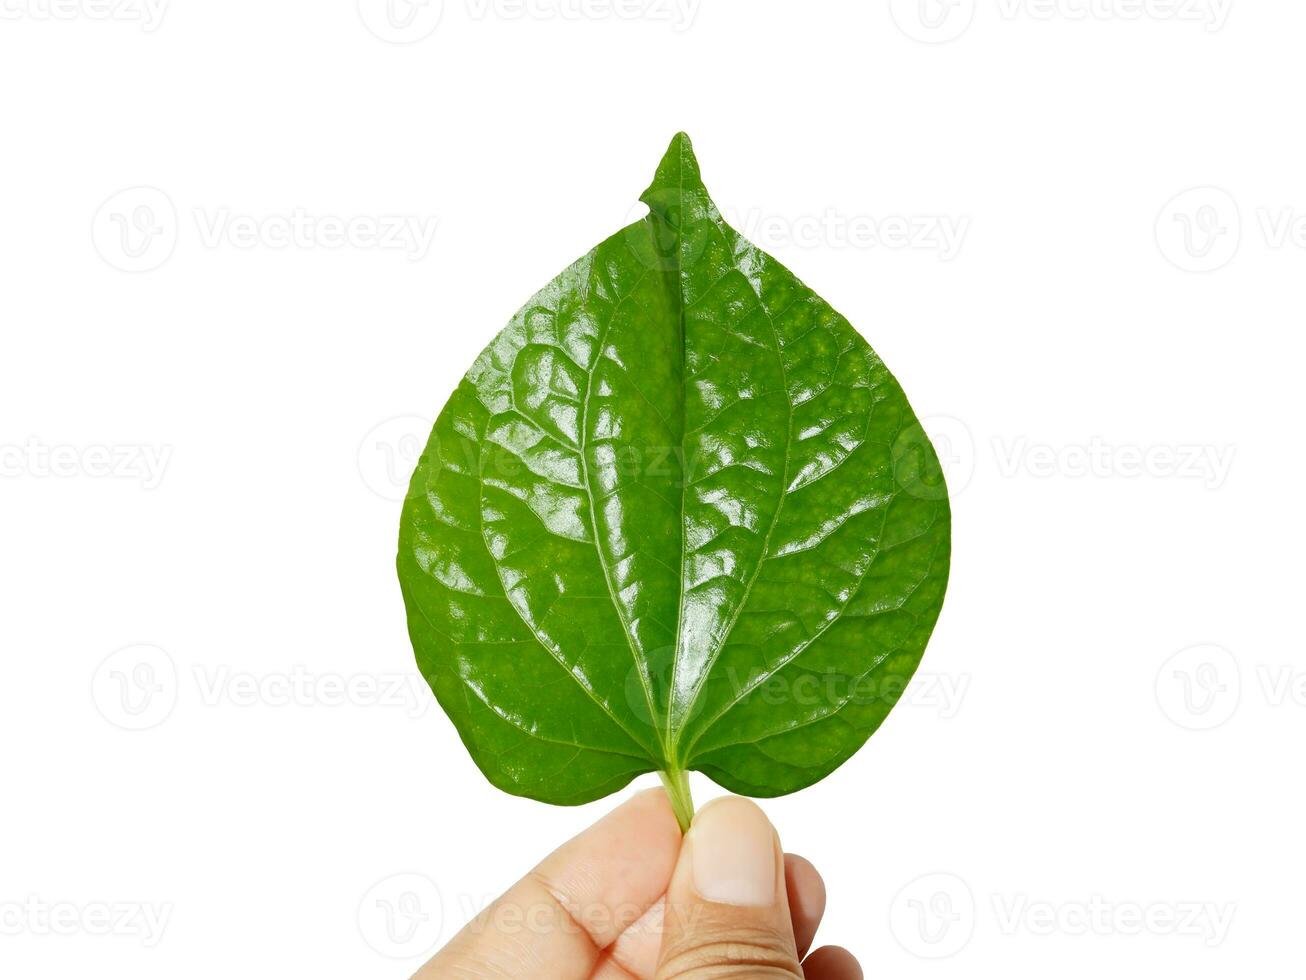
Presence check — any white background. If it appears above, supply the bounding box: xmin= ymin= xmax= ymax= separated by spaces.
xmin=1 ymin=1 xmax=1301 ymax=977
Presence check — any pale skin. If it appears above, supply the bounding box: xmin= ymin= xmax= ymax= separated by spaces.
xmin=416 ymin=790 xmax=862 ymax=979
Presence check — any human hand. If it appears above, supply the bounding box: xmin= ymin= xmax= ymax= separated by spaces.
xmin=415 ymin=790 xmax=861 ymax=978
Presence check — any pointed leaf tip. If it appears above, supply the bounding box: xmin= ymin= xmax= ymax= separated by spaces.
xmin=642 ymin=132 xmax=704 ymax=206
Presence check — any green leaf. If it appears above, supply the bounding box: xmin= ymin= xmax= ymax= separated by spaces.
xmin=397 ymin=133 xmax=950 ymax=825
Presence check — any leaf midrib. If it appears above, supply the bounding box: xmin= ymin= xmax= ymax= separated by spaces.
xmin=576 ymin=259 xmax=661 ymax=758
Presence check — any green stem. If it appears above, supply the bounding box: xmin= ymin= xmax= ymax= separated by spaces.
xmin=659 ymin=769 xmax=695 ymax=833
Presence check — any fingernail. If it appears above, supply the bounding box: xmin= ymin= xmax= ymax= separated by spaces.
xmin=689 ymin=797 xmax=778 ymax=907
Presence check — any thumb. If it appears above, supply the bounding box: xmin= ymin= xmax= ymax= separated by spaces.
xmin=655 ymin=796 xmax=802 ymax=979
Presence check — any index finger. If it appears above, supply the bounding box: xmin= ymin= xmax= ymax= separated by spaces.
xmin=416 ymin=788 xmax=681 ymax=979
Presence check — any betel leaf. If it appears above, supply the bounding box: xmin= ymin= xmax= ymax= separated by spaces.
xmin=397 ymin=133 xmax=950 ymax=829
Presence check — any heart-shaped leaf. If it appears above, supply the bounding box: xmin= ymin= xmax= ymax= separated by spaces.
xmin=398 ymin=134 xmax=950 ymax=828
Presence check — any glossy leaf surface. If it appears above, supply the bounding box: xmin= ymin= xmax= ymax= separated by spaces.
xmin=397 ymin=134 xmax=950 ymax=808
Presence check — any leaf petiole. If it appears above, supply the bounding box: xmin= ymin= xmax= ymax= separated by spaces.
xmin=659 ymin=769 xmax=695 ymax=833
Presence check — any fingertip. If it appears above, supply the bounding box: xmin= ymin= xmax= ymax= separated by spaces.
xmin=684 ymin=796 xmax=780 ymax=908
xmin=784 ymin=853 xmax=826 ymax=956
xmin=802 ymin=944 xmax=863 ymax=980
